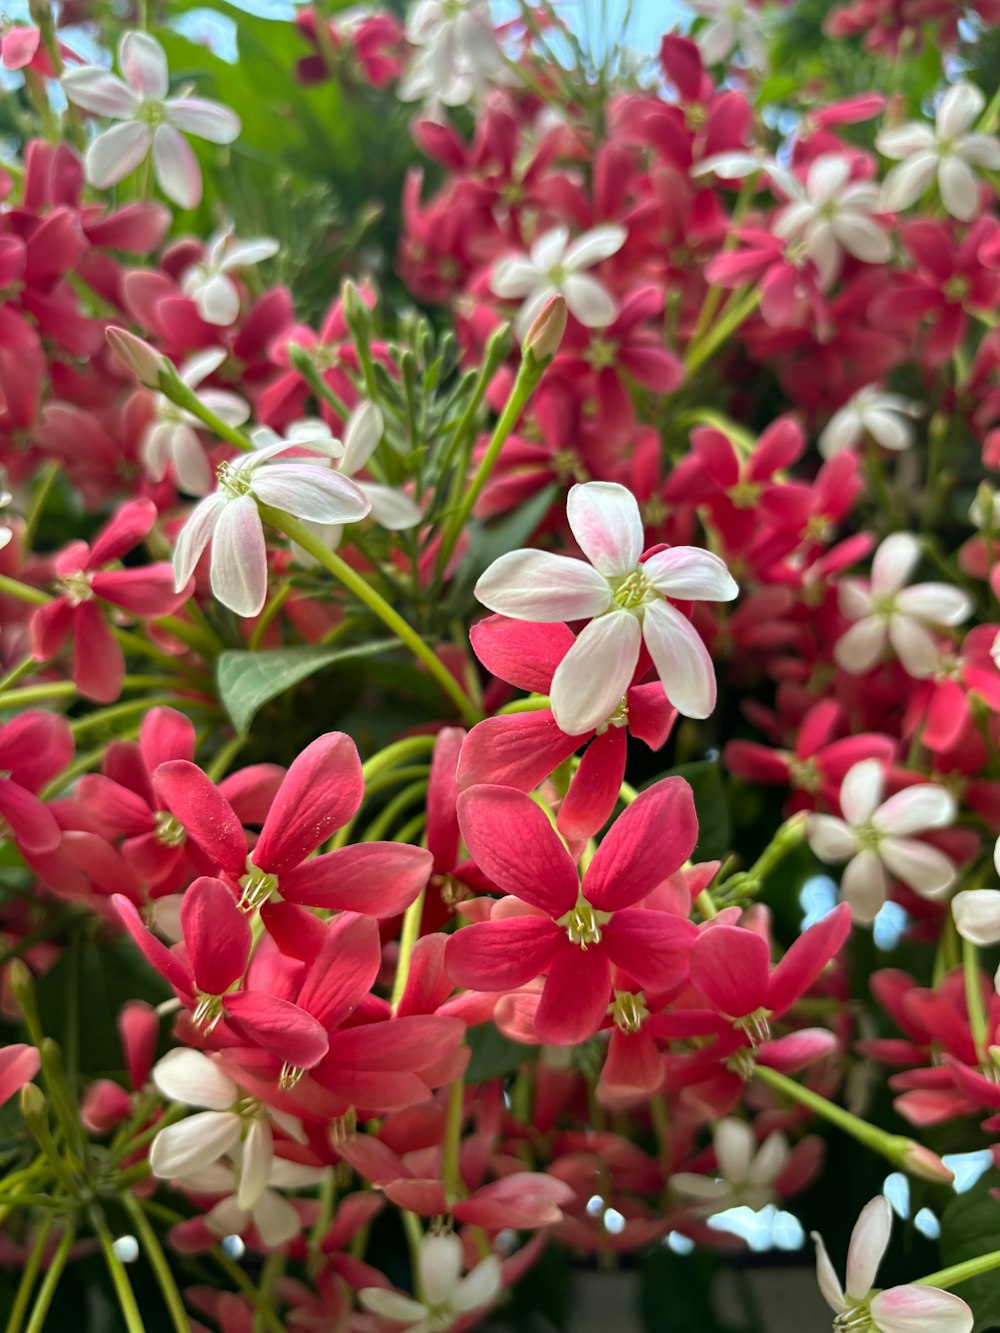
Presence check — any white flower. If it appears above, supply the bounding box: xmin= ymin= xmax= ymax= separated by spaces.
xmin=149 ymin=1049 xmax=306 ymax=1212
xmin=179 ymin=227 xmax=279 ymax=326
xmin=359 ymin=1232 xmax=502 ymax=1333
xmin=491 ymin=225 xmax=627 ymax=340
xmin=951 ymin=837 xmax=1000 ymax=946
xmin=687 ymin=0 xmax=768 ymax=72
xmin=142 ymin=349 xmax=250 ymax=497
xmin=878 ymin=82 xmax=1000 ymax=222
xmin=819 ymin=386 xmax=923 ymax=459
xmin=807 ymin=760 xmax=957 ymax=924
xmin=670 ymin=1119 xmax=789 ymax=1214
xmin=171 ymin=436 xmax=371 ymax=617
xmin=0 ymin=481 xmax=12 ymax=554
xmin=774 ymin=155 xmax=891 ymax=288
xmin=835 ymin=532 xmax=972 ymax=679
xmin=176 ymin=1154 xmax=327 ymax=1248
xmin=62 ymin=31 xmax=240 ymax=209
xmin=399 ymin=0 xmax=507 ymax=109
xmin=692 ymin=149 xmax=797 ymax=197
xmin=813 ymin=1196 xmax=973 ymax=1333
xmin=475 ymin=480 xmax=738 ymax=733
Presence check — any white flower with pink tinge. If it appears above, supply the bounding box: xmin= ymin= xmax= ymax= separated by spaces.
xmin=180 ymin=227 xmax=279 ymax=327
xmin=819 ymin=386 xmax=923 ymax=459
xmin=174 ymin=1154 xmax=328 ymax=1248
xmin=835 ymin=532 xmax=972 ymax=679
xmin=670 ymin=1118 xmax=789 ymax=1214
xmin=773 ymin=155 xmax=891 ymax=288
xmin=807 ymin=760 xmax=957 ymax=924
xmin=951 ymin=834 xmax=1000 ymax=948
xmin=475 ymin=481 xmax=738 ymax=734
xmin=62 ymin=32 xmax=240 ymax=209
xmin=142 ymin=349 xmax=250 ymax=497
xmin=491 ymin=225 xmax=627 ymax=340
xmin=814 ymin=1195 xmax=972 ymax=1333
xmin=359 ymin=1231 xmax=502 ymax=1332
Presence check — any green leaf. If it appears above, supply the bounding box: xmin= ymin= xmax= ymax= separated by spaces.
xmin=217 ymin=639 xmax=397 ymax=736
xmin=940 ymin=1168 xmax=1000 ymax=1332
xmin=452 ymin=485 xmax=559 ymax=597
xmin=464 ymin=1023 xmax=530 ymax=1083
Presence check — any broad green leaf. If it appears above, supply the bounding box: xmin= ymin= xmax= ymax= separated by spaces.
xmin=940 ymin=1169 xmax=1000 ymax=1332
xmin=452 ymin=485 xmax=560 ymax=597
xmin=217 ymin=639 xmax=397 ymax=736
xmin=464 ymin=1023 xmax=531 ymax=1083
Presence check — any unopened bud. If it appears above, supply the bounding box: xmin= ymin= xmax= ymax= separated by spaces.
xmin=898 ymin=1139 xmax=955 ymax=1184
xmin=106 ymin=327 xmax=167 ymax=389
xmin=523 ymin=294 xmax=567 ymax=365
xmin=341 ymin=279 xmax=368 ymax=326
xmin=19 ymin=1081 xmax=45 ymax=1120
xmin=8 ymin=959 xmax=34 ymax=1010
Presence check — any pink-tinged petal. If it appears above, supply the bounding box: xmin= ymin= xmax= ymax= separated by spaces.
xmin=921 ymin=679 xmax=967 ymax=752
xmin=30 ymin=598 xmax=74 ymax=663
xmin=475 ymin=549 xmax=612 ymax=622
xmin=642 ymin=600 xmax=717 ymax=719
xmin=279 ymin=843 xmax=431 ymax=915
xmin=690 ymin=925 xmax=770 ymax=1017
xmin=602 ymin=910 xmax=696 ymax=991
xmin=444 ymin=917 xmax=562 ymax=991
xmin=457 ymin=785 xmax=579 ymax=916
xmin=383 ymin=1178 xmax=450 ymax=1216
xmin=812 ymin=1232 xmax=845 ymax=1312
xmin=112 ymin=894 xmax=191 ymax=993
xmin=119 ymin=31 xmax=168 ymax=100
xmin=172 ymin=493 xmax=225 ymax=590
xmin=150 ymin=1111 xmax=241 ymax=1179
xmin=457 ymin=713 xmax=581 ymax=795
xmin=86 ymin=122 xmax=151 ymax=190
xmin=296 ymin=913 xmax=381 ymax=1029
xmin=808 ymin=817 xmax=859 ymax=867
xmin=253 ymin=732 xmax=362 ymax=873
xmin=77 ymin=775 xmax=151 ymax=836
xmin=845 ymin=1195 xmax=892 ymax=1301
xmin=557 ymin=728 xmax=627 ymax=843
xmin=153 ymin=760 xmax=246 ymax=878
xmin=951 ymin=889 xmax=1000 ymax=946
xmin=323 ymin=1014 xmax=464 ymax=1073
xmin=841 ymin=849 xmax=887 ymax=923
xmin=454 ymin=1175 xmax=573 ymax=1230
xmin=427 ymin=727 xmax=464 ymax=873
xmin=181 ymin=876 xmax=250 ymax=995
xmin=643 ymin=548 xmax=739 ymax=602
xmin=209 ymin=494 xmax=267 ymax=617
xmin=140 ymin=707 xmax=196 ymax=772
xmin=0 ymin=714 xmax=73 ymax=792
xmin=841 ymin=759 xmax=885 ymax=827
xmin=566 ymin=481 xmax=643 ymax=578
xmin=222 ymin=992 xmax=328 ymax=1068
xmin=62 ymin=65 xmax=139 ymax=117
xmin=870 ymin=1285 xmax=973 ymax=1333
xmin=534 ymin=944 xmax=611 ymax=1045
xmin=0 ymin=1044 xmax=41 ymax=1110
xmin=599 ymin=1027 xmax=663 ymax=1101
xmin=469 ymin=615 xmax=575 ymax=693
xmin=252 ymin=465 xmax=371 ymax=524
xmin=152 ymin=123 xmax=202 ymax=209
xmin=550 ymin=610 xmax=641 ymax=736
xmin=166 ymin=97 xmax=241 ymax=144
xmin=360 ymin=1291 xmax=427 ymax=1323
xmin=767 ymin=903 xmax=852 ymax=1016
xmin=584 ymin=776 xmax=698 ymax=911
xmin=74 ymin=600 xmax=125 ymax=704
xmin=757 ymin=1028 xmax=839 ymax=1072
xmin=873 ymin=784 xmax=955 ymax=836
xmin=626 ymin=682 xmax=677 ymax=749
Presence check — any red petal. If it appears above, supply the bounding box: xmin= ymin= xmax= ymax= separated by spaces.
xmin=139 ymin=707 xmax=196 ymax=773
xmin=73 ymin=601 xmax=124 ymax=703
xmin=112 ymin=894 xmax=191 ymax=993
xmin=603 ymin=909 xmax=696 ymax=991
xmin=767 ymin=903 xmax=852 ymax=1017
xmin=457 ymin=713 xmax=580 ymax=794
xmin=534 ymin=944 xmax=611 ymax=1045
xmin=426 ymin=727 xmax=465 ymax=874
xmin=253 ymin=732 xmax=363 ymax=873
xmin=469 ymin=614 xmax=574 ymax=692
xmin=0 ymin=779 xmax=61 ymax=855
xmin=583 ymin=776 xmax=698 ymax=912
xmin=279 ymin=843 xmax=432 ymax=915
xmin=0 ymin=712 xmax=73 ymax=790
xmin=444 ymin=917 xmax=561 ymax=991
xmin=690 ymin=924 xmax=770 ymax=1017
xmin=457 ymin=785 xmax=579 ymax=916
xmin=181 ymin=876 xmax=251 ymax=995
xmin=88 ymin=497 xmax=157 ymax=566
xmin=0 ymin=1044 xmax=41 ymax=1110
xmin=557 ymin=729 xmax=626 ymax=842
xmin=154 ymin=760 xmax=246 ymax=878
xmin=222 ymin=992 xmax=328 ymax=1069
xmin=295 ymin=913 xmax=382 ymax=1030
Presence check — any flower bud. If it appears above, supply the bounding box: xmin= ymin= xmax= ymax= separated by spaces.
xmin=19 ymin=1080 xmax=45 ymax=1121
xmin=898 ymin=1139 xmax=955 ymax=1184
xmin=106 ymin=327 xmax=167 ymax=389
xmin=523 ymin=294 xmax=567 ymax=365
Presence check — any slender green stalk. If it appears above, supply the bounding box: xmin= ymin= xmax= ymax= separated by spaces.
xmin=6 ymin=1213 xmax=55 ymax=1333
xmin=155 ymin=369 xmax=252 ymax=453
xmin=0 ymin=575 xmax=48 ymax=606
xmin=24 ymin=1219 xmax=76 ymax=1333
xmin=260 ymin=506 xmax=479 ymax=725
xmin=391 ymin=888 xmax=427 ymax=1012
xmin=91 ymin=1206 xmax=147 ymax=1333
xmin=683 ymin=286 xmax=761 ymax=377
xmin=917 ymin=1248 xmax=1000 ymax=1290
xmin=0 ymin=657 xmax=38 ymax=692
xmin=122 ymin=1194 xmax=190 ymax=1333
xmin=963 ymin=938 xmax=989 ymax=1064
xmin=361 ymin=779 xmax=428 ymax=842
xmin=23 ymin=463 xmax=59 ymax=549
xmin=441 ymin=1079 xmax=466 ymax=1204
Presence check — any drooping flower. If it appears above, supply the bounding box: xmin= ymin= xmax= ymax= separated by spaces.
xmin=819 ymin=385 xmax=924 ymax=458
xmin=835 ymin=532 xmax=972 ymax=678
xmin=475 ymin=481 xmax=738 ymax=733
xmin=807 ymin=760 xmax=957 ymax=923
xmin=774 ymin=155 xmax=892 ymax=287
xmin=62 ymin=32 xmax=241 ymax=208
xmin=491 ymin=226 xmax=627 ymax=340
xmin=359 ymin=1230 xmax=502 ymax=1331
xmin=179 ymin=227 xmax=279 ymax=326
xmin=170 ymin=438 xmax=370 ymax=616
xmin=878 ymin=82 xmax=1000 ymax=222
xmin=813 ymin=1196 xmax=973 ymax=1333
xmin=142 ymin=349 xmax=250 ymax=496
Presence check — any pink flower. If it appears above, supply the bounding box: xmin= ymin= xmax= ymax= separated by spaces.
xmin=0 ymin=1044 xmax=41 ymax=1110
xmin=475 ymin=481 xmax=738 ymax=733
xmin=813 ymin=1195 xmax=973 ymax=1333
xmin=0 ymin=712 xmax=73 ymax=855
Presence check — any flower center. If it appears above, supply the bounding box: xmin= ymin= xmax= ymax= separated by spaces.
xmin=585 ymin=338 xmax=618 ymax=370
xmin=154 ymin=811 xmax=187 ymax=848
xmin=612 ymin=569 xmax=654 ymax=611
xmin=192 ymin=992 xmax=225 ymax=1033
xmin=329 ymin=1108 xmax=357 ymax=1147
xmin=217 ymin=460 xmax=255 ymax=500
xmin=595 ymin=696 xmax=629 ymax=735
xmin=855 ymin=823 xmax=881 ymax=854
xmin=279 ymin=1061 xmax=305 ymax=1090
xmin=834 ymin=1303 xmax=874 ymax=1332
xmin=726 ymin=1046 xmax=758 ymax=1080
xmin=238 ymin=857 xmax=279 ymax=910
xmin=728 ymin=478 xmax=763 ymax=509
xmin=612 ymin=990 xmax=648 ymax=1034
xmin=55 ymin=571 xmax=93 ymax=606
xmin=734 ymin=1007 xmax=772 ymax=1046
xmin=137 ymin=100 xmax=167 ymax=126
xmin=558 ymin=897 xmax=610 ymax=949
xmin=788 ymin=756 xmax=821 ymax=794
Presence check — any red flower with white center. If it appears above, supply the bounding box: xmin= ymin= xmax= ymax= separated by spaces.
xmin=444 ymin=780 xmax=699 ymax=1045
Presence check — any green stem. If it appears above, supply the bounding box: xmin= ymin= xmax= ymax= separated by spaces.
xmin=391 ymin=888 xmax=427 ymax=1012
xmin=360 ymin=778 xmax=428 ymax=842
xmin=24 ymin=1219 xmax=76 ymax=1333
xmin=0 ymin=657 xmax=38 ymax=692
xmin=122 ymin=1195 xmax=189 ymax=1333
xmin=441 ymin=1078 xmax=465 ymax=1205
xmin=91 ymin=1206 xmax=147 ymax=1333
xmin=963 ymin=938 xmax=989 ymax=1065
xmin=23 ymin=463 xmax=59 ymax=549
xmin=917 ymin=1248 xmax=1000 ymax=1290
xmin=260 ymin=507 xmax=479 ymax=726
xmin=683 ymin=286 xmax=760 ymax=377
xmin=6 ymin=1213 xmax=55 ymax=1333
xmin=0 ymin=574 xmax=48 ymax=605
xmin=156 ymin=369 xmax=253 ymax=453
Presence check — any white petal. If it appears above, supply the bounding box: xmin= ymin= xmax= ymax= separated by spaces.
xmin=955 ymin=133 xmax=1000 ymax=168
xmin=209 ymin=494 xmax=268 ymax=618
xmin=340 ymin=401 xmax=384 ymax=475
xmin=166 ymin=97 xmax=241 ymax=143
xmin=420 ymin=1233 xmax=463 ymax=1307
xmin=939 ymin=155 xmax=980 ymax=222
xmin=85 ymin=122 xmax=151 ymax=189
xmin=62 ymin=65 xmax=139 ymax=118
xmin=251 ymin=1190 xmax=302 ymax=1247
xmin=172 ymin=427 xmax=213 ymax=497
xmin=841 ymin=850 xmax=887 ymax=924
xmin=202 ymin=1196 xmax=249 ymax=1239
xmin=152 ymin=1048 xmax=238 ymax=1109
xmin=839 ymin=580 xmax=875 ymax=619
xmin=835 ymin=617 xmax=887 ymax=674
xmin=812 ymin=1231 xmax=846 ymax=1313
xmin=863 ymin=409 xmax=914 ymax=452
xmin=697 ymin=16 xmax=734 ymax=64
xmin=808 ymin=154 xmax=851 ymax=205
xmin=199 ymin=389 xmax=251 ymax=428
xmin=870 ymin=1284 xmax=974 ymax=1333
xmin=172 ymin=493 xmax=226 ymax=590
xmin=875 ymin=124 xmax=936 ymax=159
xmin=714 ymin=1117 xmax=756 ymax=1182
xmin=221 ymin=237 xmax=280 ymax=269
xmin=807 ymin=814 xmax=858 ymax=864
xmin=252 ymin=465 xmax=371 ymax=524
xmin=149 ymin=1112 xmax=241 ymax=1179
xmin=142 ymin=421 xmax=178 ymax=483
xmin=888 ymin=616 xmax=940 ymax=678
xmin=879 ymin=837 xmax=956 ymax=899
xmin=644 ymin=547 xmax=739 ymax=602
xmin=641 ymin=599 xmax=717 ymax=719
xmin=872 ymin=533 xmax=921 ymax=596
xmin=841 ymin=759 xmax=885 ymax=826
xmin=805 ymin=218 xmax=841 ymax=288
xmin=566 ymin=481 xmax=643 ymax=578
xmin=491 ymin=257 xmax=542 ymax=300
xmin=880 ymin=154 xmax=938 ymax=212
xmin=453 ymin=1256 xmax=502 ymax=1313
xmin=179 ymin=347 xmax=227 ymax=388
xmin=670 ymin=1174 xmax=732 ymax=1202
xmin=819 ymin=407 xmax=860 ymax=458
xmin=152 ymin=123 xmax=202 ymax=210
xmin=873 ymin=784 xmax=955 ymax=836
xmin=937 ymin=82 xmax=983 ymax=139
xmin=362 ymin=483 xmax=422 ymax=530
xmin=360 ymin=1289 xmax=428 ymax=1322
xmin=550 ymin=610 xmax=642 ymax=735
xmin=194 ymin=272 xmax=241 ymax=326
xmin=895 ymin=583 xmax=972 ymax=626
xmin=237 ymin=1117 xmax=273 ymax=1211
xmin=846 ymin=1196 xmax=892 ymax=1301
xmin=562 ymin=272 xmax=617 ymax=327
xmin=562 ymin=224 xmax=627 ymax=271
xmin=530 ymin=226 xmax=570 ymax=271
xmin=832 ymin=214 xmax=891 ymax=264
xmin=475 ymin=549 xmax=612 ymax=621
xmin=952 ymin=890 xmax=1000 ymax=946
xmin=119 ymin=31 xmax=169 ymax=101
xmin=748 ymin=1131 xmax=789 ymax=1186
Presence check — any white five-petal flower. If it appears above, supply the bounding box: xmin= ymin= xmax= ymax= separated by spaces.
xmin=63 ymin=32 xmax=240 ymax=208
xmin=180 ymin=227 xmax=280 ymax=327
xmin=475 ymin=480 xmax=738 ymax=734
xmin=142 ymin=349 xmax=250 ymax=497
xmin=835 ymin=532 xmax=972 ymax=679
xmin=774 ymin=155 xmax=891 ymax=288
xmin=491 ymin=225 xmax=627 ymax=340
xmin=819 ymin=385 xmax=924 ymax=459
xmin=175 ymin=1154 xmax=327 ymax=1248
xmin=687 ymin=0 xmax=768 ymax=73
xmin=878 ymin=82 xmax=1000 ymax=223
xmin=171 ymin=435 xmax=371 ymax=617
xmin=807 ymin=760 xmax=957 ymax=924
xmin=398 ymin=0 xmax=508 ymax=109
xmin=670 ymin=1118 xmax=789 ymax=1215
xmin=813 ymin=1196 xmax=973 ymax=1333
xmin=359 ymin=1231 xmax=502 ymax=1333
